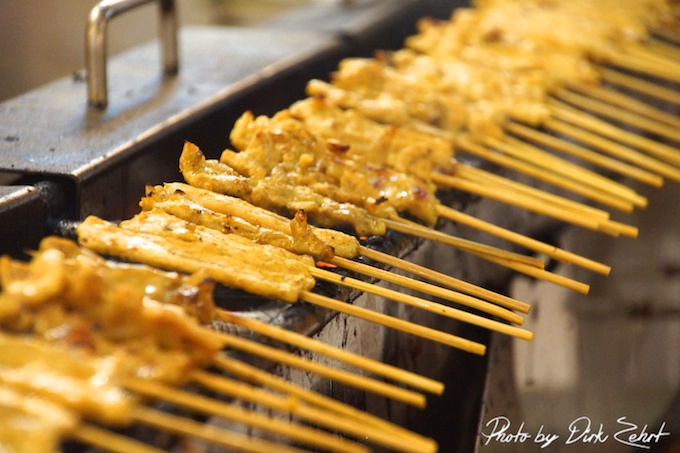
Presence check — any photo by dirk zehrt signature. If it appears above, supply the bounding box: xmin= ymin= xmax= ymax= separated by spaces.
xmin=479 ymin=415 xmax=670 ymax=450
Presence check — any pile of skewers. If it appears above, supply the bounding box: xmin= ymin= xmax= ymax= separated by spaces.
xmin=3 ymin=0 xmax=680 ymax=451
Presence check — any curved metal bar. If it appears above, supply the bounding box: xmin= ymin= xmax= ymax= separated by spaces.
xmin=85 ymin=0 xmax=178 ymax=108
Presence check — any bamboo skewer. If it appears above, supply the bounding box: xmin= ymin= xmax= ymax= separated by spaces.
xmin=652 ymin=28 xmax=680 ymax=47
xmin=454 ymin=137 xmax=637 ymax=225
xmin=130 ymin=403 xmax=312 ymax=453
xmin=300 ymin=291 xmax=487 ymax=355
xmin=507 ymin=120 xmax=662 ymax=189
xmin=125 ymin=377 xmax=370 ymax=453
xmin=70 ymin=424 xmax=166 ymax=453
xmin=386 ymin=217 xmax=544 ymax=268
xmin=212 ymin=355 xmax=436 ymax=447
xmin=431 ymin=169 xmax=637 ymax=238
xmin=358 ymin=245 xmax=531 ymax=313
xmin=381 ymin=216 xmax=594 ymax=290
xmin=619 ymin=43 xmax=680 ymax=73
xmin=215 ymin=309 xmax=445 ymax=395
xmin=310 ymin=266 xmax=533 ymax=340
xmin=604 ymin=50 xmax=680 ymax=83
xmin=599 ymin=68 xmax=680 ymax=106
xmin=453 ymin=162 xmax=625 ymax=217
xmin=453 ymin=137 xmax=623 ymax=228
xmin=383 ymin=216 xmax=543 ymax=268
xmin=329 ymin=256 xmax=524 ymax=324
xmin=648 ymin=38 xmax=680 ymax=62
xmin=567 ymin=83 xmax=680 ymax=129
xmin=481 ymin=135 xmax=638 ymax=210
xmin=435 ymin=204 xmax=612 ymax=276
xmin=555 ymin=89 xmax=680 ymax=144
xmin=548 ymin=99 xmax=680 ymax=170
xmin=192 ymin=370 xmax=437 ymax=453
xmin=543 ymin=117 xmax=680 ymax=183
xmin=205 ymin=328 xmax=427 ymax=407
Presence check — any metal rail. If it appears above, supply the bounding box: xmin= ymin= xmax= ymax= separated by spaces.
xmin=86 ymin=0 xmax=178 ymax=108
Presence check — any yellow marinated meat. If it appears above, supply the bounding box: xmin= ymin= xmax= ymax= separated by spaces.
xmin=142 ymin=182 xmax=359 ymax=261
xmin=288 ymin=96 xmax=455 ymax=178
xmin=467 ymin=0 xmax=672 ymax=58
xmin=309 ymin=49 xmax=551 ymax=140
xmin=405 ymin=10 xmax=601 ymax=91
xmin=157 ymin=182 xmax=361 ymax=258
xmin=226 ymin=111 xmax=440 ymax=225
xmin=406 ymin=0 xmax=674 ymax=95
xmin=309 ymin=0 xmax=675 ymax=141
xmin=0 ymin=238 xmax=224 ymax=385
xmin=78 ymin=215 xmax=316 ymax=303
xmin=308 ymin=58 xmax=468 ymax=134
xmin=39 ymin=236 xmax=217 ymax=323
xmin=0 ymin=332 xmax=134 ymax=426
xmin=180 ymin=142 xmax=387 ymax=236
xmin=387 ymin=49 xmax=550 ymax=131
xmin=0 ymin=384 xmax=78 ymax=453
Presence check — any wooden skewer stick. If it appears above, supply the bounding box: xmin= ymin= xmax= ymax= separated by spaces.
xmin=484 ymin=135 xmax=640 ymax=212
xmin=215 ymin=309 xmax=445 ymax=395
xmin=130 ymin=402 xmax=313 ymax=453
xmin=453 ymin=137 xmax=617 ymax=227
xmin=70 ymin=424 xmax=166 ymax=453
xmin=383 ymin=215 xmax=544 ymax=268
xmin=548 ymin=99 xmax=680 ymax=170
xmin=382 ymin=216 xmax=601 ymax=286
xmin=309 ymin=266 xmax=533 ymax=341
xmin=430 ymin=169 xmax=636 ymax=238
xmin=204 ymin=328 xmax=427 ymax=407
xmin=476 ymin=252 xmax=590 ymax=294
xmin=646 ymin=40 xmax=680 ymax=59
xmin=125 ymin=377 xmax=369 ymax=453
xmin=555 ymin=89 xmax=680 ymax=144
xmin=457 ymin=131 xmax=654 ymax=199
xmin=567 ymin=83 xmax=680 ymax=130
xmin=192 ymin=370 xmax=437 ymax=453
xmin=385 ymin=216 xmax=544 ymax=268
xmin=543 ymin=117 xmax=680 ymax=183
xmin=652 ymin=28 xmax=680 ymax=47
xmin=300 ymin=290 xmax=487 ymax=355
xmin=604 ymin=50 xmax=680 ymax=83
xmin=212 ymin=355 xmax=436 ymax=447
xmin=619 ymin=43 xmax=680 ymax=72
xmin=648 ymin=38 xmax=680 ymax=62
xmin=329 ymin=256 xmax=524 ymax=324
xmin=455 ymin=162 xmax=632 ymax=215
xmin=358 ymin=245 xmax=531 ymax=313
xmin=435 ymin=204 xmax=612 ymax=276
xmin=453 ymin=162 xmax=621 ymax=218
xmin=507 ymin=121 xmax=661 ymax=190
xmin=599 ymin=68 xmax=680 ymax=106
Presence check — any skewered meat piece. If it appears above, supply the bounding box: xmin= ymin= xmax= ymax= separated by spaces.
xmin=1 ymin=237 xmax=223 ymax=385
xmin=142 ymin=182 xmax=361 ymax=260
xmin=405 ymin=0 xmax=674 ymax=98
xmin=405 ymin=11 xmax=601 ymax=92
xmin=0 ymin=331 xmax=135 ymax=426
xmin=288 ymin=96 xmax=455 ymax=179
xmin=39 ymin=236 xmax=217 ymax=322
xmin=225 ymin=110 xmax=440 ymax=225
xmin=306 ymin=62 xmax=468 ymax=137
xmin=180 ymin=141 xmax=387 ymax=236
xmin=307 ymin=0 xmax=675 ymax=141
xmin=308 ymin=51 xmax=549 ymax=140
xmin=0 ymin=383 xmax=78 ymax=453
xmin=77 ymin=214 xmax=317 ymax=303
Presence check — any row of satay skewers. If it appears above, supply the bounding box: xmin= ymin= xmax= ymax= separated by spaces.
xmin=3 ymin=0 xmax=680 ymax=451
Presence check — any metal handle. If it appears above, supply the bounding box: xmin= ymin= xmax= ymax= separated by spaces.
xmin=85 ymin=0 xmax=178 ymax=109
